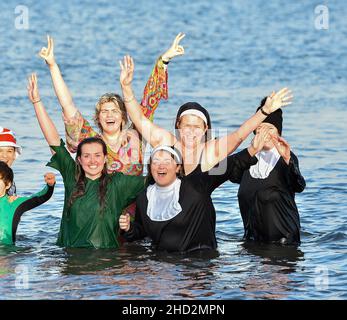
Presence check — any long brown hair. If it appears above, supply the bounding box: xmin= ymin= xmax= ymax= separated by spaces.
xmin=69 ymin=137 xmax=109 ymax=212
xmin=93 ymin=93 xmax=128 ymax=133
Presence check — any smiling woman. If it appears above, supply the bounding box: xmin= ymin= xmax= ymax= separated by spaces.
xmin=27 ymin=74 xmax=146 ymax=249
xmin=119 ymin=145 xmax=257 ymax=252
xmin=120 ymin=56 xmax=293 ymax=177
xmin=38 ymin=34 xmax=185 ymax=175
xmin=37 ymin=33 xmax=185 ymax=221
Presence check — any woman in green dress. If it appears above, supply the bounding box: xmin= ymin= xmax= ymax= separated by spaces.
xmin=27 ymin=73 xmax=146 ymax=249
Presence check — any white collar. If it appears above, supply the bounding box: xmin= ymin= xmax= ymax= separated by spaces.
xmin=249 ymin=147 xmax=281 ymax=179
xmin=146 ymin=178 xmax=182 ymax=221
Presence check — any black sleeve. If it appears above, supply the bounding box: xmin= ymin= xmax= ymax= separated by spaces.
xmin=12 ymin=184 xmax=55 ymax=243
xmin=284 ymin=152 xmax=306 ymax=193
xmin=228 ymin=148 xmax=258 ymax=184
xmin=205 ymin=148 xmax=258 ymax=193
xmin=121 ymin=195 xmax=147 ymax=242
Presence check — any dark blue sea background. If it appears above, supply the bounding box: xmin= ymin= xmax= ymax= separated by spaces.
xmin=0 ymin=0 xmax=346 ymax=299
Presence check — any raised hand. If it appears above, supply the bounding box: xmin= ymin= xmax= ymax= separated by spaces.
xmin=263 ymin=88 xmax=293 ymax=114
xmin=249 ymin=126 xmax=271 ymax=156
xmin=271 ymin=135 xmax=291 ymax=164
xmin=161 ymin=32 xmax=185 ymax=62
xmin=44 ymin=172 xmax=56 ymax=186
xmin=38 ymin=35 xmax=55 ymax=67
xmin=119 ymin=55 xmax=134 ymax=87
xmin=27 ymin=73 xmax=41 ymax=104
xmin=119 ymin=213 xmax=130 ymax=232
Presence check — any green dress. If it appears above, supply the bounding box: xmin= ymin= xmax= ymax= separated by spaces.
xmin=47 ymin=140 xmax=146 ymax=249
xmin=0 ymin=185 xmax=54 ymax=245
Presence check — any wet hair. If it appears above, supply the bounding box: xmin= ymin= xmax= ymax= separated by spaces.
xmin=69 ymin=137 xmax=109 ymax=212
xmin=175 ymin=102 xmax=212 ymax=142
xmin=0 ymin=161 xmax=13 ymax=195
xmin=93 ymin=93 xmax=128 ymax=133
xmin=146 ymin=147 xmax=185 ymax=185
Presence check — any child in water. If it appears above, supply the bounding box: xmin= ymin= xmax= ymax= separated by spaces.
xmin=0 ymin=161 xmax=55 ymax=245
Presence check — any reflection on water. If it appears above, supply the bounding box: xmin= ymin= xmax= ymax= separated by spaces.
xmin=241 ymin=241 xmax=304 ymax=269
xmin=239 ymin=241 xmax=305 ymax=299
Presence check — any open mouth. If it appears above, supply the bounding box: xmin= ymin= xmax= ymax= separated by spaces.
xmin=105 ymin=120 xmax=116 ymax=125
xmin=89 ymin=165 xmax=99 ymax=170
xmin=157 ymin=171 xmax=167 ymax=177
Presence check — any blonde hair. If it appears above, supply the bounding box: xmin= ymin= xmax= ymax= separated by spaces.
xmin=93 ymin=93 xmax=128 ymax=132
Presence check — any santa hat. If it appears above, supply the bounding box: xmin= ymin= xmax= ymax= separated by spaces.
xmin=0 ymin=127 xmax=22 ymax=157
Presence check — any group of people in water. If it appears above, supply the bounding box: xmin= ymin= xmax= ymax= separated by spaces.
xmin=0 ymin=33 xmax=306 ymax=252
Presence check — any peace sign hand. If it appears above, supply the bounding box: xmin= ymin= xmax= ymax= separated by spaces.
xmin=162 ymin=32 xmax=185 ymax=62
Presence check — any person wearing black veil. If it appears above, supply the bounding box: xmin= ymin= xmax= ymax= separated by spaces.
xmin=234 ymin=97 xmax=306 ymax=245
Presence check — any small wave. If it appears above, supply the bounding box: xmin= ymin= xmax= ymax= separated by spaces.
xmin=314 ymin=231 xmax=347 ymax=243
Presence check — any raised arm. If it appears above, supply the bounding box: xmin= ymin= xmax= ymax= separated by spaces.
xmin=27 ymin=73 xmax=60 ymax=150
xmin=202 ymin=89 xmax=293 ymax=171
xmin=120 ymin=55 xmax=176 ymax=147
xmin=38 ymin=35 xmax=78 ymax=119
xmin=140 ymin=33 xmax=185 ymax=121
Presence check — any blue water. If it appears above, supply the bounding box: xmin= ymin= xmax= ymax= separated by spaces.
xmin=0 ymin=0 xmax=346 ymax=299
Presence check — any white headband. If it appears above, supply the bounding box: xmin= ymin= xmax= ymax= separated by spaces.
xmin=179 ymin=109 xmax=208 ymax=125
xmin=151 ymin=146 xmax=182 ymax=164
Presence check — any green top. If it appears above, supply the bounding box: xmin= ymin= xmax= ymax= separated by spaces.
xmin=0 ymin=185 xmax=53 ymax=245
xmin=47 ymin=140 xmax=146 ymax=249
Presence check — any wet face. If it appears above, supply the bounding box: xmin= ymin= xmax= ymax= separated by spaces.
xmin=256 ymin=123 xmax=279 ymax=150
xmin=0 ymin=178 xmax=11 ymax=197
xmin=78 ymin=143 xmax=106 ymax=180
xmin=177 ymin=115 xmax=207 ymax=149
xmin=150 ymin=150 xmax=180 ymax=187
xmin=0 ymin=147 xmax=16 ymax=167
xmin=98 ymin=102 xmax=124 ymax=134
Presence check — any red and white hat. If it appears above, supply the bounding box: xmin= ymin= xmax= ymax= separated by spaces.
xmin=0 ymin=127 xmax=22 ymax=157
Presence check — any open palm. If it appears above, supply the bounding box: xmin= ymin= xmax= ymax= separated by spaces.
xmin=264 ymin=88 xmax=293 ymax=113
xmin=119 ymin=55 xmax=134 ymax=87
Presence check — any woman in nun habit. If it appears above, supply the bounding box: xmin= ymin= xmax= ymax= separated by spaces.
xmin=119 ymin=144 xmax=257 ymax=253
xmin=235 ymin=98 xmax=306 ymax=245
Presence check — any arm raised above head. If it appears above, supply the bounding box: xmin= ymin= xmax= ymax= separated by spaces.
xmin=27 ymin=73 xmax=60 ymax=151
xmin=120 ymin=55 xmax=176 ymax=148
xmin=139 ymin=33 xmax=185 ymax=122
xmin=161 ymin=32 xmax=185 ymax=63
xmin=38 ymin=35 xmax=78 ymax=119
xmin=203 ymin=88 xmax=293 ymax=171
